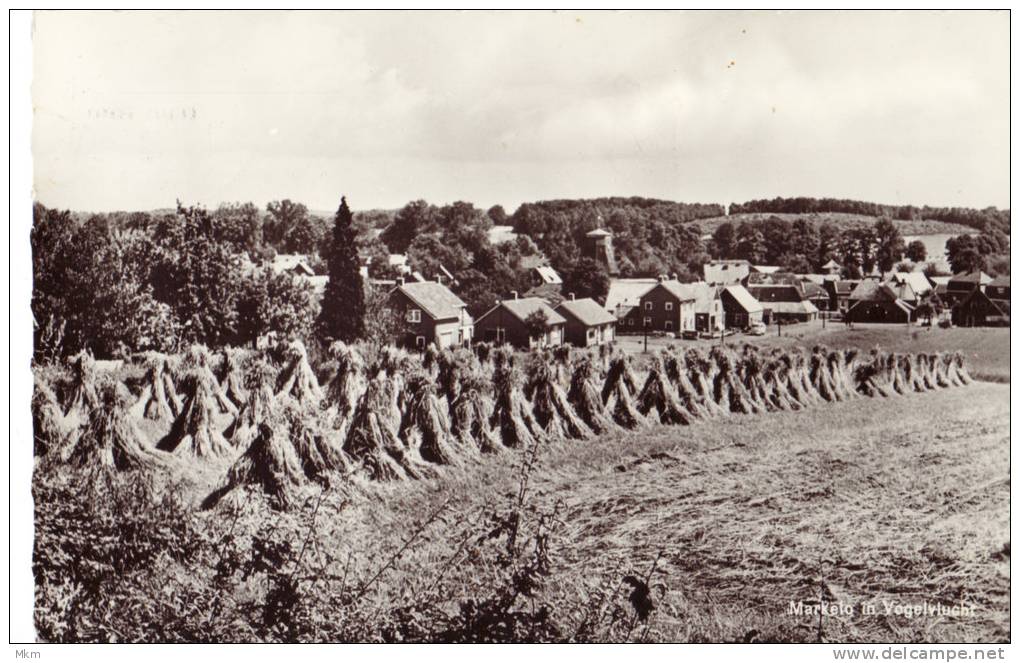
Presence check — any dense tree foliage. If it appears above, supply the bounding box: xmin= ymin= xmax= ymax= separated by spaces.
xmin=905 ymin=240 xmax=928 ymax=263
xmin=317 ymin=197 xmax=366 ymax=343
xmin=561 ymin=259 xmax=611 ymax=304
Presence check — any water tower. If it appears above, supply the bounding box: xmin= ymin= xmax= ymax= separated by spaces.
xmin=584 ymin=228 xmax=619 ymax=276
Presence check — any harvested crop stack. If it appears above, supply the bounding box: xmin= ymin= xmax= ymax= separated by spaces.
xmin=600 ymin=355 xmax=646 ymax=429
xmin=831 ymin=350 xmax=860 ymax=399
xmin=736 ymin=350 xmax=774 ymax=412
xmin=275 ymin=340 xmax=322 ymax=404
xmin=761 ymin=356 xmax=801 ymax=410
xmin=202 ymin=422 xmax=306 ymax=510
xmin=683 ymin=350 xmax=726 ymax=417
xmin=710 ymin=349 xmax=763 ymax=415
xmin=525 ymin=358 xmax=591 ymax=440
xmin=950 ymin=351 xmax=972 ymax=385
xmin=808 ymin=350 xmax=836 ymax=402
xmin=490 ymin=350 xmax=545 ymax=448
xmin=224 ymin=358 xmax=277 ymax=450
xmin=177 ymin=344 xmax=238 ymax=416
xmin=69 ymin=381 xmax=170 ymax=471
xmin=157 ymin=371 xmax=235 ymax=459
xmin=637 ymin=355 xmax=693 ymax=425
xmin=918 ymin=353 xmax=940 ymax=390
xmin=129 ymin=352 xmax=182 ymax=422
xmin=853 ymin=352 xmax=893 ymax=397
xmin=899 ymin=354 xmax=927 ymax=393
xmin=929 ymin=353 xmax=952 ymax=388
xmin=344 ymin=374 xmax=431 ymax=481
xmin=323 ymin=342 xmax=367 ymax=436
xmin=218 ymin=347 xmax=249 ymax=408
xmin=438 ymin=349 xmax=501 ymax=454
xmin=400 ymin=374 xmax=464 ymax=465
xmin=566 ymin=355 xmax=616 ymax=435
xmin=663 ymin=351 xmax=712 ymax=419
xmin=280 ymin=399 xmax=350 ymax=482
xmin=63 ymin=351 xmax=101 ymax=429
xmin=32 ymin=376 xmax=70 ymax=459
xmin=786 ymin=352 xmax=821 ymax=407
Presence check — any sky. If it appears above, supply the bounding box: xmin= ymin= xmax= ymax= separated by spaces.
xmin=32 ymin=10 xmax=1010 ymax=214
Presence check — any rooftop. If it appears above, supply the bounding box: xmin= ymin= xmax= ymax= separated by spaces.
xmin=394 ymin=280 xmax=468 ymax=320
xmin=555 ymin=297 xmax=616 ymax=326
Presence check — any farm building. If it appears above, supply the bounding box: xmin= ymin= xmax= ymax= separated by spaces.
xmin=747 ymin=284 xmax=819 ymax=323
xmin=531 ymin=265 xmax=563 ymax=288
xmin=554 ymin=296 xmax=616 ymax=347
xmin=822 ymin=259 xmax=842 ymax=276
xmin=888 ymin=272 xmax=933 ymax=301
xmin=718 ymin=284 xmax=763 ymax=329
xmin=487 ymin=225 xmax=518 ymax=245
xmin=692 ymin=283 xmax=725 ymax=335
xmin=387 ymin=279 xmax=474 ymax=350
xmin=845 ymin=281 xmax=914 ymax=324
xmin=942 ymin=271 xmax=991 ymax=307
xmin=704 ymin=259 xmax=750 ymax=286
xmin=475 ymin=295 xmax=566 ymax=349
xmin=826 ymin=279 xmax=861 ymax=316
xmin=952 ymin=277 xmax=1010 ymax=327
xmin=799 ymin=281 xmax=831 ymax=311
xmin=619 ymin=278 xmax=698 ymax=335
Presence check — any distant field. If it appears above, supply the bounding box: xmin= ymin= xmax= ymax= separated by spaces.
xmin=332 ymin=380 xmax=1010 ymax=642
xmin=615 ymin=322 xmax=1010 ymax=382
xmin=694 ymin=212 xmax=973 ymax=236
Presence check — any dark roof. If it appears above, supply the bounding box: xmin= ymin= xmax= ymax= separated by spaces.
xmin=747 ymin=284 xmax=804 ymax=303
xmin=834 ymin=279 xmax=859 ymax=296
xmin=555 ymin=298 xmax=616 ymax=326
xmin=480 ymin=297 xmax=567 ymax=326
xmin=948 ymin=271 xmax=991 ymax=287
xmin=394 ymin=281 xmax=467 ymax=320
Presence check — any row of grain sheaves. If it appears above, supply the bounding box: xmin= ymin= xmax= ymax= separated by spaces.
xmin=31 ymin=340 xmax=974 ymax=510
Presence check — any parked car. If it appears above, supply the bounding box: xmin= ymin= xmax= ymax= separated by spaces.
xmin=746 ymin=321 xmax=767 ymax=336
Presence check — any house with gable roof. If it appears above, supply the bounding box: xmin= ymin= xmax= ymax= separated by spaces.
xmin=387 ymin=278 xmax=474 ymax=349
xmin=474 ymin=295 xmax=566 ymax=348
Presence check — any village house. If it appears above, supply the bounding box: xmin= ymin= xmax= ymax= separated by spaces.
xmin=952 ymin=276 xmax=1010 ymax=327
xmin=747 ymin=284 xmax=819 ymax=324
xmin=692 ymin=282 xmax=725 ymax=335
xmin=604 ymin=278 xmax=658 ymax=331
xmin=387 ymin=279 xmax=474 ymax=350
xmin=271 ymin=253 xmax=316 ymax=277
xmin=531 ymin=265 xmax=563 ymax=289
xmin=619 ymin=277 xmax=698 ymax=335
xmin=554 ymin=295 xmax=617 ymax=347
xmin=845 ymin=280 xmax=914 ymax=324
xmin=888 ymin=272 xmax=933 ymax=302
xmin=704 ymin=259 xmax=751 ymax=286
xmin=718 ymin=284 xmax=764 ymax=329
xmin=474 ymin=295 xmax=566 ymax=349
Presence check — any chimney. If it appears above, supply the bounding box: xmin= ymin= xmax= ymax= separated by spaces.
xmin=511 ymin=291 xmax=519 ymax=300
xmin=436 ymin=274 xmax=444 ymax=285
xmin=670 ymin=272 xmax=678 ymax=281
xmin=569 ymin=292 xmax=576 ymax=300
xmin=657 ymin=275 xmax=665 ymax=283
xmin=396 ymin=276 xmax=405 ymax=286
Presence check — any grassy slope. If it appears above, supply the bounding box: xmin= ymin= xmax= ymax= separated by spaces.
xmin=309 ymin=380 xmax=1009 ymax=643
xmin=615 ymin=324 xmax=1010 ymax=383
xmin=694 ymin=212 xmax=973 ymax=235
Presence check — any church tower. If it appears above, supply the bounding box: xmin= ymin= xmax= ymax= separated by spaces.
xmin=583 ymin=228 xmax=619 ymax=275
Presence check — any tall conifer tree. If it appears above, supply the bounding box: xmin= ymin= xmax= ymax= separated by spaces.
xmin=317 ymin=196 xmax=365 ymax=342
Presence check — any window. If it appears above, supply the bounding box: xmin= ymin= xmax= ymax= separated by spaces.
xmin=665 ymin=321 xmax=673 ymax=330
xmin=407 ymin=308 xmax=421 ymax=323
xmin=496 ymin=327 xmax=506 ymax=343
xmin=627 ymin=319 xmax=635 ymax=327
xmin=415 ymin=336 xmax=426 ymax=348
xmin=665 ymin=302 xmax=673 ymax=311
xmin=644 ymin=302 xmax=653 ymax=311
xmin=644 ymin=317 xmax=652 ymax=327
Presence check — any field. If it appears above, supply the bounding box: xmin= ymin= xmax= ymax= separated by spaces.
xmin=695 ymin=212 xmax=973 ymax=236
xmin=341 ymin=380 xmax=1010 ymax=642
xmin=616 ymin=323 xmax=1010 ymax=383
xmin=30 ymin=336 xmax=1009 ymax=643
